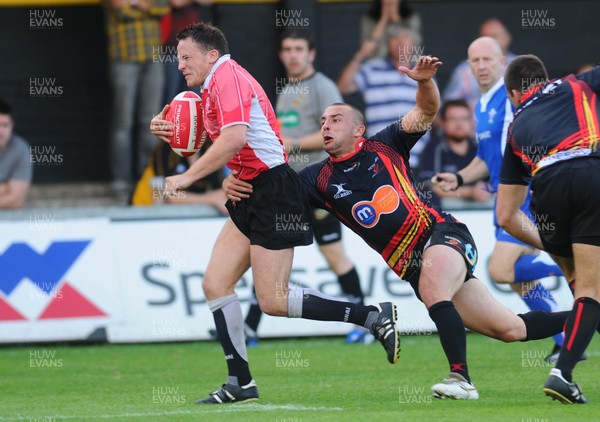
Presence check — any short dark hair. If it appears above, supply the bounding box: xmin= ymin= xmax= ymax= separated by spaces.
xmin=440 ymin=99 xmax=470 ymax=120
xmin=505 ymin=54 xmax=548 ymax=94
xmin=0 ymin=98 xmax=13 ymax=116
xmin=176 ymin=22 xmax=229 ymax=56
xmin=279 ymin=28 xmax=315 ymax=51
xmin=329 ymin=102 xmax=365 ymax=127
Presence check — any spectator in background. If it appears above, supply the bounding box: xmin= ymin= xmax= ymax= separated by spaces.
xmin=0 ymin=99 xmax=32 ymax=209
xmin=338 ymin=24 xmax=430 ymax=168
xmin=443 ymin=18 xmax=515 ymax=110
xmin=360 ymin=0 xmax=422 ymax=60
xmin=417 ymin=99 xmax=490 ymax=210
xmin=130 ymin=141 xmax=227 ymax=214
xmin=104 ymin=0 xmax=170 ymax=195
xmin=161 ymin=0 xmax=213 ymax=104
xmin=267 ymin=28 xmax=368 ymax=344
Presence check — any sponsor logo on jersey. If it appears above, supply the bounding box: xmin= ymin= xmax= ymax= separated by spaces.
xmin=343 ymin=162 xmax=360 ymax=173
xmin=368 ymin=157 xmax=379 ymax=171
xmin=371 ymin=163 xmax=382 ymax=178
xmin=465 ymin=243 xmax=478 ymax=270
xmin=444 ymin=235 xmax=462 ymax=246
xmin=477 ymin=130 xmax=492 ymax=141
xmin=351 ymin=185 xmax=400 ymax=228
xmin=332 ymin=183 xmax=352 ymax=199
xmin=367 ymin=157 xmax=383 ymax=178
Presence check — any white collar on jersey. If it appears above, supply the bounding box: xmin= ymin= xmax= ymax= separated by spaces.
xmin=478 ymin=77 xmax=505 ymax=112
xmin=203 ymin=54 xmax=232 ymax=90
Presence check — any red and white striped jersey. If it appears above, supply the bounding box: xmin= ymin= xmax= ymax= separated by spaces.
xmin=201 ymin=55 xmax=286 ymax=180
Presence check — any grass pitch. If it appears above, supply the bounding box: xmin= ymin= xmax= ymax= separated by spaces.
xmin=2 ymin=333 xmax=599 ymax=421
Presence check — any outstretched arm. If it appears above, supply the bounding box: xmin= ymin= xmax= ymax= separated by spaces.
xmin=432 ymin=156 xmax=490 ymax=193
xmin=399 ymin=56 xmax=443 ymax=133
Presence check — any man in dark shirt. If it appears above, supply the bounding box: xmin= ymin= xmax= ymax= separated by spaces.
xmin=226 ymin=56 xmax=570 ymax=400
xmin=497 ymin=56 xmax=600 ymax=404
xmin=417 ymin=99 xmax=489 ymax=209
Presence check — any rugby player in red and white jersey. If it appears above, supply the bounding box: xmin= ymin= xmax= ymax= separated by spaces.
xmin=225 ymin=55 xmax=573 ymax=400
xmin=150 ymin=22 xmax=400 ymax=405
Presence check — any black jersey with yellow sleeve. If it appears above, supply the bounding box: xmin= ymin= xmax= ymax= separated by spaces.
xmin=299 ymin=121 xmax=451 ymax=279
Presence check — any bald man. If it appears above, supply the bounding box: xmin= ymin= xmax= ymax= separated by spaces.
xmin=443 ymin=18 xmax=515 ymax=109
xmin=433 ymin=37 xmax=568 ymax=363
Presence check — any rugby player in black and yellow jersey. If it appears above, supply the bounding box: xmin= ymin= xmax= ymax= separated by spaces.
xmin=498 ymin=56 xmax=600 ymax=404
xmin=225 ymin=55 xmax=571 ymax=400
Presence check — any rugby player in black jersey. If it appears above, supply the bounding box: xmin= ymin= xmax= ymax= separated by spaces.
xmin=498 ymin=56 xmax=600 ymax=404
xmin=225 ymin=55 xmax=570 ymax=400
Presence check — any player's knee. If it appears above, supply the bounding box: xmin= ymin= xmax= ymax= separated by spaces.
xmin=258 ymin=299 xmax=286 ymax=317
xmin=494 ymin=322 xmax=523 ymax=343
xmin=488 ymin=262 xmax=513 ymax=284
xmin=419 ymin=283 xmax=445 ymax=309
xmin=202 ymin=277 xmax=223 ymax=299
xmin=500 ymin=328 xmax=522 ymax=342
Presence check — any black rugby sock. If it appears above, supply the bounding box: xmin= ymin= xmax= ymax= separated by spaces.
xmin=337 ymin=267 xmax=364 ymax=305
xmin=568 ymin=279 xmax=600 ymax=335
xmin=244 ymin=287 xmax=263 ymax=333
xmin=294 ymin=288 xmax=377 ymax=325
xmin=429 ymin=301 xmax=470 ymax=383
xmin=518 ymin=310 xmax=570 ymax=341
xmin=556 ymin=297 xmax=600 ymax=382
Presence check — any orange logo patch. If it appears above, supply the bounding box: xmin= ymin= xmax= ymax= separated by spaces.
xmin=351 ymin=185 xmax=400 ymax=228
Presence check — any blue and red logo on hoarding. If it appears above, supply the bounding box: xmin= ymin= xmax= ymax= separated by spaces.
xmin=0 ymin=241 xmax=107 ymax=321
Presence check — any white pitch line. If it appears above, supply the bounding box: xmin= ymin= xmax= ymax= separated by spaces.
xmin=1 ymin=404 xmax=343 ymax=420
xmin=196 ymin=404 xmax=344 ymax=413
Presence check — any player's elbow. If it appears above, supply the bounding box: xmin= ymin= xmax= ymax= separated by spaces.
xmin=227 ymin=133 xmax=247 ymax=152
xmin=420 ymin=108 xmax=438 ymax=123
xmin=220 ymin=126 xmax=248 ymax=153
xmin=337 ymin=79 xmax=356 ymax=96
xmin=496 ymin=207 xmax=513 ymax=233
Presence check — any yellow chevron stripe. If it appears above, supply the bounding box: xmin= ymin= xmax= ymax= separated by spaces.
xmin=394 ymin=165 xmax=417 ymax=204
xmin=582 ymin=91 xmax=600 ymax=152
xmin=385 ymin=165 xmax=434 ymax=272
